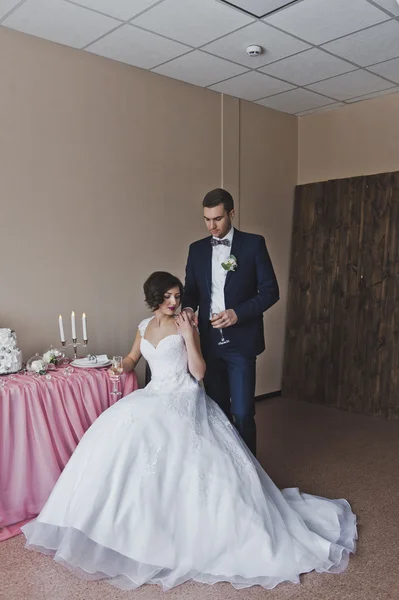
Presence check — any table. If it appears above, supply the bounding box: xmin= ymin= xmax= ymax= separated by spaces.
xmin=0 ymin=366 xmax=138 ymax=541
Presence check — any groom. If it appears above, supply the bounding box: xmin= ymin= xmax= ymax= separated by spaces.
xmin=182 ymin=188 xmax=279 ymax=456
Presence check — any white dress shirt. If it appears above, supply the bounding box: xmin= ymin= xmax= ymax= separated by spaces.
xmin=210 ymin=227 xmax=234 ymax=317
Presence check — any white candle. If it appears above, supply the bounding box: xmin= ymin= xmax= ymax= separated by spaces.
xmin=58 ymin=314 xmax=65 ymax=343
xmin=71 ymin=311 xmax=77 ymax=340
xmin=82 ymin=313 xmax=88 ymax=341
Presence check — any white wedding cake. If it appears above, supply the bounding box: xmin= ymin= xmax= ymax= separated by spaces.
xmin=0 ymin=329 xmax=22 ymax=374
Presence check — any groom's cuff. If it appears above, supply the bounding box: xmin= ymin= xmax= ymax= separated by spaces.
xmin=233 ymin=305 xmax=246 ymax=323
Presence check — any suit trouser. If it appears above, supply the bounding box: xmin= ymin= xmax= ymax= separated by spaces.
xmin=203 ymin=329 xmax=257 ymax=456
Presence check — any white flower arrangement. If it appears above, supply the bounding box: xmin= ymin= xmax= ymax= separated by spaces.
xmin=221 ymin=254 xmax=238 ymax=272
xmin=43 ymin=348 xmax=62 ymax=365
xmin=30 ymin=359 xmax=47 ymax=375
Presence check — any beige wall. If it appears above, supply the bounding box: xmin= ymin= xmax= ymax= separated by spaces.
xmin=0 ymin=27 xmax=297 ymax=393
xmin=239 ymin=102 xmax=297 ymax=394
xmin=298 ymin=92 xmax=399 ymax=184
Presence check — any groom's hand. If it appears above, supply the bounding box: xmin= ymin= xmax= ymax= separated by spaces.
xmin=211 ymin=309 xmax=238 ymax=328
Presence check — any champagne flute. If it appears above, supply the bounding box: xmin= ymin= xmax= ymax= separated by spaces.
xmin=211 ymin=308 xmax=230 ymax=346
xmin=110 ymin=355 xmax=123 ymax=396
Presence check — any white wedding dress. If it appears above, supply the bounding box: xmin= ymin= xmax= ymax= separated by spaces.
xmin=22 ymin=317 xmax=357 ymax=591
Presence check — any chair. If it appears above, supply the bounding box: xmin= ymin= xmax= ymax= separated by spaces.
xmin=145 ymin=362 xmax=152 ymax=386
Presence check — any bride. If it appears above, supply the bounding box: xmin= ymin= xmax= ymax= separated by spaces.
xmin=22 ymin=271 xmax=357 ymax=591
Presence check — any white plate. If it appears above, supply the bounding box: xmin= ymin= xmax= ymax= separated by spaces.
xmin=71 ymin=360 xmax=112 ymax=369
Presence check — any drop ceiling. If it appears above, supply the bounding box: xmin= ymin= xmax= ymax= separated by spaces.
xmin=1 ymin=0 xmax=399 ymax=115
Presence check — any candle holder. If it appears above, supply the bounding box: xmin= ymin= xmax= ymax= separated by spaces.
xmin=61 ymin=338 xmax=88 ymax=360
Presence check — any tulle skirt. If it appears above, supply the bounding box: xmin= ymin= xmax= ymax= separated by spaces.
xmin=22 ymin=382 xmax=357 ymax=590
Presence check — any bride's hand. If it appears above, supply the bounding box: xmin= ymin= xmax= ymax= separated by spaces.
xmin=182 ymin=308 xmax=199 ymax=328
xmin=175 ymin=311 xmax=195 ymax=339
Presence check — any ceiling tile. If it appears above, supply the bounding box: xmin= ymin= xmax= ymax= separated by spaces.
xmin=152 ymin=50 xmax=248 ymax=87
xmin=209 ymin=70 xmax=294 ymax=101
xmin=87 ymin=23 xmax=190 ymax=69
xmin=323 ymin=20 xmax=399 ymax=68
xmin=345 ymin=87 xmax=399 ymax=103
xmin=256 ymin=88 xmax=334 ymax=113
xmin=67 ymin=0 xmax=162 ymax=21
xmin=0 ymin=0 xmax=22 ymax=20
xmin=132 ymin=0 xmax=254 ymax=47
xmin=202 ymin=21 xmax=309 ymax=69
xmin=297 ymin=102 xmax=345 ymax=116
xmin=260 ymin=48 xmax=356 ymax=86
xmin=2 ymin=0 xmax=119 ymax=48
xmin=307 ymin=69 xmax=395 ymax=101
xmin=264 ymin=0 xmax=389 ymax=45
xmin=368 ymin=57 xmax=399 ymax=84
xmin=369 ymin=0 xmax=399 ymax=16
xmin=216 ymin=0 xmax=301 ymax=18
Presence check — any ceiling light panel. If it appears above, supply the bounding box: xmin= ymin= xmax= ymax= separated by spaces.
xmin=217 ymin=0 xmax=300 ymax=19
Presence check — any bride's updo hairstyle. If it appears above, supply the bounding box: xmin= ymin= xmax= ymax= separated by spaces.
xmin=144 ymin=271 xmax=184 ymax=311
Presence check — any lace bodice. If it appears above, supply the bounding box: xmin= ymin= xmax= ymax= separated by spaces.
xmin=138 ymin=317 xmax=192 ymax=390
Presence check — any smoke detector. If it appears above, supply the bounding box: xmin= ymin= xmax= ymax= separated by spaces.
xmin=246 ymin=45 xmax=263 ymax=57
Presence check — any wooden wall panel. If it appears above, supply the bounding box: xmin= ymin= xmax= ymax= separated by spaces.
xmin=283 ymin=172 xmax=399 ymax=419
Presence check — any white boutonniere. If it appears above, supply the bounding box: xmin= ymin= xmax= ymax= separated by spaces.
xmin=221 ymin=254 xmax=238 ymax=272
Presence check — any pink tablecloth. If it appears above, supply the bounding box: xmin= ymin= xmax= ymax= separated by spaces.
xmin=0 ymin=366 xmax=138 ymax=541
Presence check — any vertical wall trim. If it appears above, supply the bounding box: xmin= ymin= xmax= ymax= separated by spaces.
xmin=220 ymin=94 xmax=241 ymax=228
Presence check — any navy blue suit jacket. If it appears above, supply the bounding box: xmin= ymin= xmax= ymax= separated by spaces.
xmin=182 ymin=229 xmax=279 ymax=357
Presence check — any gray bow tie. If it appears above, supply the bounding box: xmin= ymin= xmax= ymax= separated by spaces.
xmin=211 ymin=238 xmax=230 ymax=247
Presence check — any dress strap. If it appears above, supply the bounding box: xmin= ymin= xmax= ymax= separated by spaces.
xmin=138 ymin=316 xmax=154 ymax=338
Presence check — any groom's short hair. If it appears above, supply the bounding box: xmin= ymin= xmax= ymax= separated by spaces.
xmin=203 ymin=188 xmax=234 ymax=213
